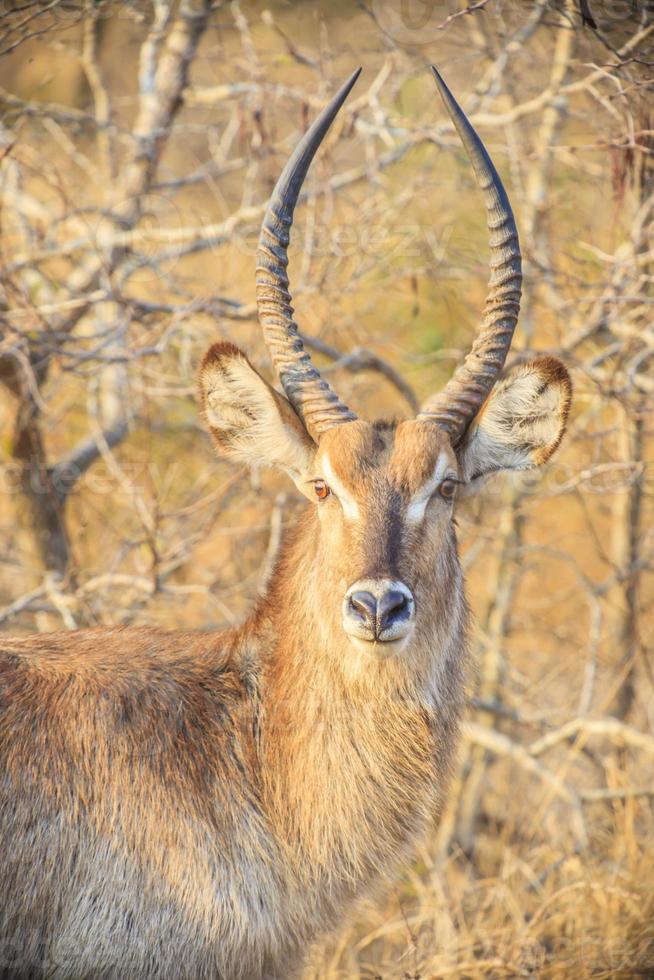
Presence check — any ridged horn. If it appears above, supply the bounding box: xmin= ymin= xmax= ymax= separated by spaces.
xmin=418 ymin=66 xmax=522 ymax=445
xmin=256 ymin=69 xmax=361 ymax=442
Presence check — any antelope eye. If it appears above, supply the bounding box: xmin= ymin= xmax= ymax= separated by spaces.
xmin=438 ymin=477 xmax=458 ymax=501
xmin=314 ymin=480 xmax=331 ymax=501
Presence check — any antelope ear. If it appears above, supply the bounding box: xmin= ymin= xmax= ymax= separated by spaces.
xmin=457 ymin=357 xmax=572 ymax=484
xmin=198 ymin=342 xmax=315 ymax=478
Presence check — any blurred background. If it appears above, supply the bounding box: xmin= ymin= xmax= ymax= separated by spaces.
xmin=0 ymin=0 xmax=653 ymax=976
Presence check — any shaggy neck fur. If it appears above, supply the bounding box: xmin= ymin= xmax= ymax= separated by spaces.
xmin=252 ymin=506 xmax=468 ymax=929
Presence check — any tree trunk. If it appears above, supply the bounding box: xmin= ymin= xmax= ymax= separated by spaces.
xmin=11 ymin=395 xmax=72 ymax=581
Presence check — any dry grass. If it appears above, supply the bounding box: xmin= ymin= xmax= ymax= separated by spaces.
xmin=307 ymin=770 xmax=654 ymax=978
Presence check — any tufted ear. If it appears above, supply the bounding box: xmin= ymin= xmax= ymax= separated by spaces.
xmin=198 ymin=342 xmax=316 ymax=479
xmin=457 ymin=357 xmax=572 ymax=484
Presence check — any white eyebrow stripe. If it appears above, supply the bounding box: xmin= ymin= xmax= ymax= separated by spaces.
xmin=405 ymin=451 xmax=452 ymax=524
xmin=321 ymin=453 xmax=361 ymax=521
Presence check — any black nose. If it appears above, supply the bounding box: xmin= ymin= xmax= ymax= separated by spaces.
xmin=348 ymin=589 xmax=409 ymax=638
xmin=378 ymin=589 xmax=408 ymax=631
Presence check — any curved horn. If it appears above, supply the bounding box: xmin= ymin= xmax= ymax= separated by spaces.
xmin=256 ymin=69 xmax=361 ymax=442
xmin=418 ymin=67 xmax=522 ymax=445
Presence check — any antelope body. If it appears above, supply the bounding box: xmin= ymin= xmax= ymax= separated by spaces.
xmin=0 ymin=69 xmax=571 ymax=980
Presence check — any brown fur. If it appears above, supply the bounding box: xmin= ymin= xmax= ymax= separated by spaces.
xmin=0 ymin=344 xmax=570 ymax=980
xmin=0 ymin=510 xmax=464 ymax=979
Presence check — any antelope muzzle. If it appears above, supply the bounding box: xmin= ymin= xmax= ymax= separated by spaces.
xmin=342 ymin=579 xmax=415 ymax=650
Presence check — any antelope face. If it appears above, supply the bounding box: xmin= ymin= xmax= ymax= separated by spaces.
xmin=309 ymin=420 xmax=458 ymax=654
xmin=197 ymin=67 xmax=573 ymax=660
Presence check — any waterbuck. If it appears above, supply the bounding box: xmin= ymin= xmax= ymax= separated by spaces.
xmin=0 ymin=68 xmax=571 ymax=980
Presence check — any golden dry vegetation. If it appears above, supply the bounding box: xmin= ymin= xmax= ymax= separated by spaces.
xmin=1 ymin=1 xmax=653 ymax=976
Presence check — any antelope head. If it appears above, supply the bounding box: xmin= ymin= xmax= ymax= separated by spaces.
xmin=198 ymin=68 xmax=571 ymax=658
